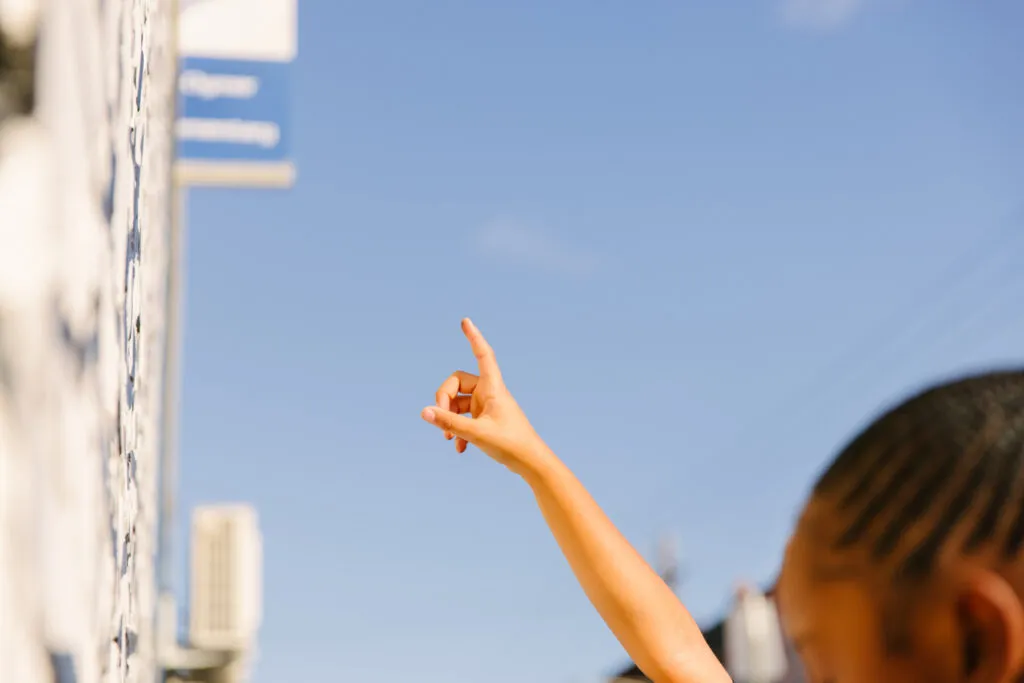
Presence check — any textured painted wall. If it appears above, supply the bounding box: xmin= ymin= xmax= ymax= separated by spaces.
xmin=0 ymin=0 xmax=175 ymax=682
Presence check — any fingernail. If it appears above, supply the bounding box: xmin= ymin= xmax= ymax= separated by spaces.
xmin=421 ymin=407 xmax=436 ymax=423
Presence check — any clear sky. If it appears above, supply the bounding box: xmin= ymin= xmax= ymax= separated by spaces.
xmin=175 ymin=2 xmax=1024 ymax=682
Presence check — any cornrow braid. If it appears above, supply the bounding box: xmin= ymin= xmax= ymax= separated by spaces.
xmin=811 ymin=369 xmax=1024 ymax=580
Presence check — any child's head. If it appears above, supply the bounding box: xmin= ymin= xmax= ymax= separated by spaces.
xmin=777 ymin=370 xmax=1024 ymax=683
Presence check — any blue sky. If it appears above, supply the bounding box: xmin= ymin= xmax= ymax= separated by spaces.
xmin=175 ymin=1 xmax=1024 ymax=681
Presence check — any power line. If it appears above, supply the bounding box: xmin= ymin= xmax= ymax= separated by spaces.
xmin=712 ymin=215 xmax=1024 ymax=464
xmin=823 ymin=238 xmax=1024 ymax=397
xmin=789 ymin=217 xmax=1023 ymax=403
xmin=907 ymin=259 xmax=1024 ymax=366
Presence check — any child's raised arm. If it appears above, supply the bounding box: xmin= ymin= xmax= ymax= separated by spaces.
xmin=421 ymin=319 xmax=730 ymax=683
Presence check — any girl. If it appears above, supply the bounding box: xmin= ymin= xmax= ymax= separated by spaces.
xmin=422 ymin=319 xmax=1024 ymax=683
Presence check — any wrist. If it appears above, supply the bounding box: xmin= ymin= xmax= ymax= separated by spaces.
xmin=517 ymin=438 xmax=565 ymax=488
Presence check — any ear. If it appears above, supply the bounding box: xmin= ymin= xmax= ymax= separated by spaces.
xmin=956 ymin=571 xmax=1024 ymax=683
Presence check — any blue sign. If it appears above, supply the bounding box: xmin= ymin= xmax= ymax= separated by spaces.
xmin=177 ymin=58 xmax=290 ymax=163
xmin=175 ymin=0 xmax=296 ymax=188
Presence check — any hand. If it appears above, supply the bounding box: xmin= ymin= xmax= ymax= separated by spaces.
xmin=421 ymin=319 xmax=547 ymax=477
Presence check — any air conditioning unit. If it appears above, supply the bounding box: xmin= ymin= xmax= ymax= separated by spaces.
xmin=189 ymin=504 xmax=263 ymax=652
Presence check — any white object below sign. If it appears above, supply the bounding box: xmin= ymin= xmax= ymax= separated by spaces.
xmin=190 ymin=504 xmax=263 ymax=651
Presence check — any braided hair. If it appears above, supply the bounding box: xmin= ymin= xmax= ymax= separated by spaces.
xmin=810 ymin=370 xmax=1024 ymax=581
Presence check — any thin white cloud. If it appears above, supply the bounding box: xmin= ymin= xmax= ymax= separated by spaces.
xmin=779 ymin=0 xmax=867 ymax=31
xmin=474 ymin=220 xmax=601 ymax=279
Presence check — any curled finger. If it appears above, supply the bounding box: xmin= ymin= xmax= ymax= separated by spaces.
xmin=436 ymin=371 xmax=479 ymax=439
xmin=440 ymin=396 xmax=473 ymax=441
xmin=436 ymin=371 xmax=478 ymax=403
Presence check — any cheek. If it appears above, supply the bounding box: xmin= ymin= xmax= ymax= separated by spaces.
xmin=856 ymin=655 xmax=956 ymax=683
xmin=783 ymin=591 xmax=959 ymax=683
xmin=866 ymin=655 xmax=963 ymax=683
xmin=821 ymin=616 xmax=963 ymax=683
xmin=801 ymin=643 xmax=950 ymax=683
xmin=905 ymin=611 xmax=964 ymax=683
xmin=831 ymin=641 xmax=908 ymax=683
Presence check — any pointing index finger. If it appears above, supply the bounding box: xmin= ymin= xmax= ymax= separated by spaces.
xmin=462 ymin=318 xmax=502 ymax=382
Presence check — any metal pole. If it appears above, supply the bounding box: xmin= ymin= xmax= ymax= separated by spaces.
xmin=160 ymin=183 xmax=186 ymax=594
xmin=158 ymin=0 xmax=183 ymax=599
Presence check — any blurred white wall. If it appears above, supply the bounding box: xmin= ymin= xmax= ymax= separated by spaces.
xmin=0 ymin=0 xmax=176 ymax=681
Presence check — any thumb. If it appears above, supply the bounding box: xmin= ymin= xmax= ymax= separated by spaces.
xmin=421 ymin=407 xmax=480 ymax=442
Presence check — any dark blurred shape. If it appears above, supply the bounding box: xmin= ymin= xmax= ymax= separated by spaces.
xmin=0 ymin=28 xmax=35 ymax=120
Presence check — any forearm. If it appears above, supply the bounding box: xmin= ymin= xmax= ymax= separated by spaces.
xmin=522 ymin=446 xmax=730 ymax=683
